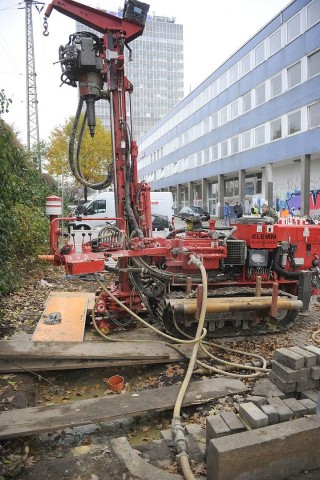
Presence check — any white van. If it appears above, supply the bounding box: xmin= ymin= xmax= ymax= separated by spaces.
xmin=68 ymin=191 xmax=174 ymax=230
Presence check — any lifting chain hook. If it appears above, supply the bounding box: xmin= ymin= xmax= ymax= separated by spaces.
xmin=43 ymin=17 xmax=49 ymax=36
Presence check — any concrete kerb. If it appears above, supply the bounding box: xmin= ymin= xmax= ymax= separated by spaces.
xmin=207 ymin=415 xmax=320 ymax=480
xmin=110 ymin=436 xmax=183 ymax=480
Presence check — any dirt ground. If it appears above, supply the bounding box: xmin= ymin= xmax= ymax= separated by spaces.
xmin=0 ymin=263 xmax=319 ymax=479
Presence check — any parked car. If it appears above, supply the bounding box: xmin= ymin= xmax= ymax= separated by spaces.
xmin=152 ymin=214 xmax=171 ymax=231
xmin=179 ymin=206 xmax=210 ymax=221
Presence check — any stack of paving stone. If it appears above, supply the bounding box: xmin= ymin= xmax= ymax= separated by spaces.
xmin=269 ymin=345 xmax=320 ymax=394
xmin=206 ymin=345 xmax=320 ymax=440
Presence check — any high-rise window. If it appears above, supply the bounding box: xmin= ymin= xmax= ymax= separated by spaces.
xmin=220 ymin=72 xmax=228 ymax=92
xmin=270 ymin=118 xmax=282 ymax=141
xmin=307 ymin=0 xmax=320 ymax=28
xmin=308 ymin=50 xmax=320 ymax=78
xmin=288 ymin=111 xmax=301 ymax=135
xmin=270 ymin=73 xmax=282 ymax=98
xmin=287 ymin=13 xmax=301 ymax=43
xmin=270 ymin=28 xmax=281 ymax=56
xmin=255 ymin=125 xmax=265 ymax=146
xmin=220 ymin=106 xmax=228 ymax=125
xmin=242 ymin=92 xmax=251 ymax=113
xmin=230 ymin=136 xmax=239 ymax=154
xmin=255 ymin=42 xmax=265 ymax=66
xmin=308 ymin=101 xmax=320 ymax=128
xmin=242 ymin=131 xmax=251 ymax=150
xmin=230 ymin=63 xmax=239 ymax=84
xmin=230 ymin=100 xmax=239 ymax=119
xmin=242 ymin=54 xmax=250 ymax=76
xmin=221 ymin=140 xmax=228 ymax=157
xmin=287 ymin=62 xmax=301 ymax=89
xmin=255 ymin=83 xmax=265 ymax=106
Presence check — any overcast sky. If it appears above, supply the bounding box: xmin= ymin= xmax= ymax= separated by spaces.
xmin=1 ymin=0 xmax=290 ymax=146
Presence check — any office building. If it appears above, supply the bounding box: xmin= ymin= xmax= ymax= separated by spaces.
xmin=138 ymin=0 xmax=320 ymax=217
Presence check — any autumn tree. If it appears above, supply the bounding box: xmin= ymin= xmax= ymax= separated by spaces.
xmin=47 ymin=115 xmax=112 ymax=199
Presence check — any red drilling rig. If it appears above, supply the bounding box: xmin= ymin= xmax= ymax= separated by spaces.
xmin=44 ymin=0 xmax=320 ymax=338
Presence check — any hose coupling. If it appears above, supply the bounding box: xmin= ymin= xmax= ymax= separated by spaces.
xmin=172 ymin=417 xmax=188 ymax=454
xmin=188 ymin=254 xmax=202 ymax=267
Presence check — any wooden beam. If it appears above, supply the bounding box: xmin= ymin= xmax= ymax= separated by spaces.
xmin=0 ymin=378 xmax=248 ymax=439
xmin=0 ymin=339 xmax=171 ymax=360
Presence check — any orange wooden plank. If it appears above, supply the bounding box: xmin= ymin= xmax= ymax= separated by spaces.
xmin=32 ymin=294 xmax=88 ymax=342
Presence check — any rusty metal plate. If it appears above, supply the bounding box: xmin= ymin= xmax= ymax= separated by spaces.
xmin=32 ymin=292 xmax=92 ymax=342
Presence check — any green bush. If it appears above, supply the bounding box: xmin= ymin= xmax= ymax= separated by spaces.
xmin=0 ymin=120 xmax=55 ymax=295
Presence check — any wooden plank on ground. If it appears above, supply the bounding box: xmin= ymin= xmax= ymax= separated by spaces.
xmin=0 ymin=378 xmax=249 ymax=439
xmin=0 ymin=338 xmax=171 ymax=360
xmin=32 ymin=294 xmax=88 ymax=342
xmin=0 ymin=346 xmax=196 ymax=372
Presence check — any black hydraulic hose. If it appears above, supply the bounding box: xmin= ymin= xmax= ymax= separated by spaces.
xmin=273 ymin=246 xmax=301 ymax=279
xmin=69 ymin=98 xmax=112 ymax=190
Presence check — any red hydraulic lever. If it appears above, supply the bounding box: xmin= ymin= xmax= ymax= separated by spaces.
xmin=45 ymin=0 xmax=146 ymax=42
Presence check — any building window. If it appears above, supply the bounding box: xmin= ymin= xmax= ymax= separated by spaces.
xmin=270 ymin=28 xmax=281 ymax=56
xmin=255 ymin=125 xmax=265 ymax=146
xmin=308 ymin=49 xmax=320 ymax=78
xmin=242 ymin=92 xmax=251 ymax=113
xmin=270 ymin=118 xmax=282 ymax=141
xmin=220 ymin=72 xmax=228 ymax=92
xmin=287 ymin=13 xmax=301 ymax=43
xmin=255 ymin=42 xmax=265 ymax=66
xmin=288 ymin=110 xmax=301 ymax=135
xmin=242 ymin=131 xmax=251 ymax=150
xmin=230 ymin=63 xmax=239 ymax=84
xmin=212 ymin=144 xmax=219 ymax=160
xmin=220 ymin=106 xmax=228 ymax=125
xmin=287 ymin=61 xmax=301 ymax=89
xmin=225 ymin=178 xmax=239 ymax=197
xmin=230 ymin=100 xmax=239 ymax=119
xmin=255 ymin=83 xmax=265 ymax=106
xmin=230 ymin=136 xmax=239 ymax=154
xmin=270 ymin=72 xmax=282 ymax=98
xmin=212 ymin=112 xmax=218 ymax=129
xmin=308 ymin=101 xmax=320 ymax=128
xmin=307 ymin=0 xmax=320 ymax=28
xmin=221 ymin=140 xmax=228 ymax=157
xmin=242 ymin=53 xmax=251 ymax=76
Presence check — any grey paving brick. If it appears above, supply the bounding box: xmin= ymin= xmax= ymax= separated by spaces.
xmin=269 ymin=371 xmax=297 ymax=394
xmin=220 ymin=411 xmax=246 ymax=433
xmin=244 ymin=395 xmax=267 ymax=407
xmin=308 ymin=378 xmax=320 ymax=390
xmin=311 ymin=365 xmax=320 ymax=380
xmin=272 ymin=360 xmax=302 ymax=383
xmin=185 ymin=423 xmax=206 ymax=458
xmin=261 ymin=404 xmax=279 ymax=425
xmin=300 ymin=389 xmax=319 ymax=402
xmin=238 ymin=402 xmax=268 ymax=429
xmin=299 ymin=398 xmax=317 ymax=414
xmin=274 ymin=347 xmax=305 ymax=370
xmin=305 ymin=345 xmax=320 ymax=364
xmin=267 ymin=396 xmax=294 ymax=422
xmin=206 ymin=414 xmax=230 ymax=445
xmin=289 ymin=346 xmax=317 ymax=367
xmin=252 ymin=378 xmax=285 ymax=398
xmin=282 ymin=397 xmax=307 ymax=418
xmin=160 ymin=428 xmax=173 ymax=446
xmin=296 ymin=379 xmax=310 ymax=392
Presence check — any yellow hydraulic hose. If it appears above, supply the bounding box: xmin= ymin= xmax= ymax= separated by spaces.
xmin=172 ymin=254 xmax=208 ymax=480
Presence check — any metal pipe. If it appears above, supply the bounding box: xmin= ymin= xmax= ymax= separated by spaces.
xmin=170 ymin=297 xmax=303 ymax=314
